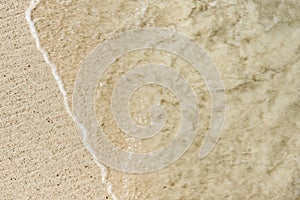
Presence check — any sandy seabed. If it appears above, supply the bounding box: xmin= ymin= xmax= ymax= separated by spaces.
xmin=1 ymin=0 xmax=300 ymax=199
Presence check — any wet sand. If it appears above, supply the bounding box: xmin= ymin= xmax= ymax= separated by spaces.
xmin=1 ymin=0 xmax=300 ymax=199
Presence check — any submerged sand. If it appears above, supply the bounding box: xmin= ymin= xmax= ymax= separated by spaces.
xmin=1 ymin=0 xmax=300 ymax=199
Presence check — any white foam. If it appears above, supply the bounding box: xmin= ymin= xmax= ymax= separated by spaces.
xmin=25 ymin=1 xmax=118 ymax=199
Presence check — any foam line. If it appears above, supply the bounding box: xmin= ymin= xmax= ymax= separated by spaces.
xmin=25 ymin=1 xmax=118 ymax=199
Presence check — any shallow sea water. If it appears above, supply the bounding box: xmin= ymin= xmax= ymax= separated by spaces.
xmin=29 ymin=0 xmax=300 ymax=199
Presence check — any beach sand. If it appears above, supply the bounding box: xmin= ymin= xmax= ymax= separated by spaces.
xmin=1 ymin=0 xmax=300 ymax=199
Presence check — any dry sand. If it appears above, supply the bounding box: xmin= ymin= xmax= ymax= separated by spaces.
xmin=1 ymin=0 xmax=300 ymax=199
